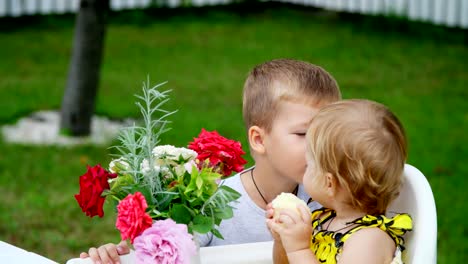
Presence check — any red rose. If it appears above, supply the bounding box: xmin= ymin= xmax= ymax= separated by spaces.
xmin=188 ymin=129 xmax=247 ymax=177
xmin=116 ymin=192 xmax=153 ymax=243
xmin=74 ymin=164 xmax=117 ymax=218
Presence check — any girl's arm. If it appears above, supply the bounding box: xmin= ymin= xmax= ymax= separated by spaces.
xmin=272 ymin=236 xmax=318 ymax=264
xmin=266 ymin=203 xmax=290 ymax=264
xmin=267 ymin=205 xmax=320 ymax=264
xmin=272 ymin=238 xmax=289 ymax=264
xmin=286 ymin=248 xmax=317 ymax=264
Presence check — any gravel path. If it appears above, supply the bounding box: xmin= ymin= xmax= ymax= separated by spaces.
xmin=1 ymin=110 xmax=130 ymax=146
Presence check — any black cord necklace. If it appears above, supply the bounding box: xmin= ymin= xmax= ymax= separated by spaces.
xmin=251 ymin=168 xmax=269 ymax=205
xmin=250 ymin=168 xmax=300 ymax=205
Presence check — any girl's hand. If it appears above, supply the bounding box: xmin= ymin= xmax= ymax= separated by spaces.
xmin=267 ymin=204 xmax=312 ymax=254
xmin=265 ymin=202 xmax=274 ymax=220
xmin=265 ymin=203 xmax=281 ymax=241
xmin=79 ymin=240 xmax=129 ymax=264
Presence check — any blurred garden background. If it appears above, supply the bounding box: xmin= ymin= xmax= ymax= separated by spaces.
xmin=0 ymin=0 xmax=467 ymax=263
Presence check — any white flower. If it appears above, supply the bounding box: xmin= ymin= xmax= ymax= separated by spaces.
xmin=184 ymin=160 xmax=197 ymax=174
xmin=140 ymin=159 xmax=151 ymax=174
xmin=140 ymin=146 xmax=198 ymax=178
xmin=109 ymin=157 xmax=130 ymax=174
xmin=151 ymin=145 xmax=198 ymax=162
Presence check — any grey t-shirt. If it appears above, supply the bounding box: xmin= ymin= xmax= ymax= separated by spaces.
xmin=198 ymin=167 xmax=322 ymax=247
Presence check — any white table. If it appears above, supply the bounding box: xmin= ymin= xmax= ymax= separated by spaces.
xmin=0 ymin=240 xmax=58 ymax=264
xmin=66 ymin=241 xmax=274 ymax=264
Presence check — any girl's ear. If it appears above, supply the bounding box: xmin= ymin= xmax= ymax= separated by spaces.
xmin=324 ymin=172 xmax=338 ymax=197
xmin=248 ymin=126 xmax=266 ymax=154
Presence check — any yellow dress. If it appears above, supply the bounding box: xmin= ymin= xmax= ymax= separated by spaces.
xmin=309 ymin=208 xmax=412 ymax=264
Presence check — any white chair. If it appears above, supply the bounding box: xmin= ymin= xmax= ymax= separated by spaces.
xmin=387 ymin=164 xmax=437 ymax=264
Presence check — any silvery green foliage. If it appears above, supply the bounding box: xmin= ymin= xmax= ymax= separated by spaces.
xmin=109 ymin=78 xmax=241 ymax=236
xmin=111 ymin=78 xmax=177 ymax=208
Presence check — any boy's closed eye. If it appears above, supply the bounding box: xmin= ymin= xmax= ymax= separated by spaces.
xmin=294 ymin=133 xmax=306 ymax=137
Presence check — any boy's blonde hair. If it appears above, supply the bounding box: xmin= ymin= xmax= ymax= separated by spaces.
xmin=307 ymin=99 xmax=407 ymax=215
xmin=242 ymin=59 xmax=341 ymax=131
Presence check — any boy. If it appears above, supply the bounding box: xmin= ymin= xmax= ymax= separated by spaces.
xmin=81 ymin=59 xmax=341 ymax=263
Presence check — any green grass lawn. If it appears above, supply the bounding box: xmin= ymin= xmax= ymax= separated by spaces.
xmin=0 ymin=3 xmax=466 ymax=263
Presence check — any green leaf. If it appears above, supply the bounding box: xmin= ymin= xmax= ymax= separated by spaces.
xmin=134 ymin=187 xmax=154 ymax=206
xmin=185 ymin=169 xmax=199 ymax=194
xmin=170 ymin=204 xmax=192 ymax=224
xmin=214 ymin=216 xmax=222 ymax=226
xmin=211 ymin=228 xmax=224 ymax=240
xmin=191 ymin=215 xmax=214 ymax=234
xmin=101 ymin=189 xmax=112 ymax=196
xmin=156 ymin=192 xmax=178 ymax=210
xmin=110 ymin=174 xmax=135 ymax=192
xmin=214 ymin=206 xmax=234 ymax=220
xmin=196 ymin=173 xmax=203 ymax=190
xmin=219 ymin=185 xmax=242 ymax=200
xmin=149 ymin=207 xmax=170 ymax=219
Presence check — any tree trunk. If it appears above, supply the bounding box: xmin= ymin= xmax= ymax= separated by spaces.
xmin=60 ymin=0 xmax=109 ymax=136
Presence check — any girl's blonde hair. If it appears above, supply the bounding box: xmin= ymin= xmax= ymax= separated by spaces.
xmin=307 ymin=99 xmax=407 ymax=215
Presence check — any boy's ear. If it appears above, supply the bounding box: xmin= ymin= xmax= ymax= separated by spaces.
xmin=248 ymin=126 xmax=266 ymax=154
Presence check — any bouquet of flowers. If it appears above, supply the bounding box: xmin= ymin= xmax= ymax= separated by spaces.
xmin=74 ymin=80 xmax=246 ymax=263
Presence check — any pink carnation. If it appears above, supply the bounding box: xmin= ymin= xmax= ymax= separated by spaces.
xmin=116 ymin=192 xmax=153 ymax=243
xmin=133 ymin=219 xmax=197 ymax=264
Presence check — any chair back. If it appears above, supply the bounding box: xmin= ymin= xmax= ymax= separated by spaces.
xmin=387 ymin=164 xmax=437 ymax=264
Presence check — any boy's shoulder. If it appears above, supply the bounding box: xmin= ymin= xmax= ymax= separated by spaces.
xmin=221 ymin=167 xmax=252 ymax=188
xmin=222 ymin=173 xmax=241 ymax=184
xmin=221 ymin=173 xmax=242 ymax=188
xmin=297 ymin=184 xmax=322 ymax=211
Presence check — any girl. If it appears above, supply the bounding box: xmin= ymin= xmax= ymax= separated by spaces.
xmin=267 ymin=99 xmax=412 ymax=264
